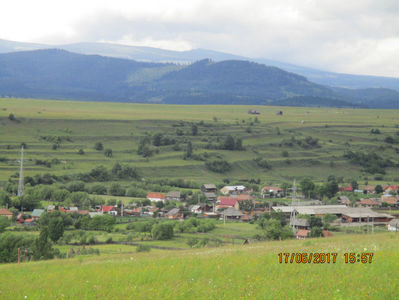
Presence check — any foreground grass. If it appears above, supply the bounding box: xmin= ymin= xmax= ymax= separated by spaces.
xmin=0 ymin=233 xmax=398 ymax=299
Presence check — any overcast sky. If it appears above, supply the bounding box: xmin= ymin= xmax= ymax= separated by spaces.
xmin=1 ymin=0 xmax=398 ymax=77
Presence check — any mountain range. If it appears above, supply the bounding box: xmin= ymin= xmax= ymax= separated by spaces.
xmin=2 ymin=38 xmax=399 ymax=92
xmin=0 ymin=40 xmax=399 ymax=108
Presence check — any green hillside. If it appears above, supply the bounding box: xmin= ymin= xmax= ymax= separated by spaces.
xmin=1 ymin=98 xmax=399 ymax=187
xmin=0 ymin=233 xmax=397 ymax=299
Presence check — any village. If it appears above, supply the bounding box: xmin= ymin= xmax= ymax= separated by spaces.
xmin=2 ymin=182 xmax=399 ymax=240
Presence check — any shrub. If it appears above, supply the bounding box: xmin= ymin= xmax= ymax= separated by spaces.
xmin=151 ymin=223 xmax=174 ymax=240
xmin=90 ymin=184 xmax=107 ymax=195
xmin=88 ymin=236 xmax=96 ymax=245
xmin=108 ymin=183 xmax=125 ymax=196
xmin=253 ymin=158 xmax=271 ymax=169
xmin=136 ymin=244 xmax=151 ymax=252
xmin=205 ymin=159 xmax=231 ymax=173
xmin=94 ymin=142 xmax=104 ymax=151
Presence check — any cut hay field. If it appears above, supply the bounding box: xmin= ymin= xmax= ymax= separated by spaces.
xmin=1 ymin=97 xmax=399 ymax=186
xmin=0 ymin=232 xmax=398 ymax=299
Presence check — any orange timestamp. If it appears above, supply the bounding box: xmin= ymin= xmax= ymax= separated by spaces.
xmin=278 ymin=252 xmax=374 ymax=264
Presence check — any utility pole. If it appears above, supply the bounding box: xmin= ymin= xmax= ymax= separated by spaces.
xmin=291 ymin=179 xmax=297 ymax=206
xmin=17 ymin=146 xmax=24 ymax=212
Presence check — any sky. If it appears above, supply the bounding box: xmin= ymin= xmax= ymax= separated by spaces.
xmin=1 ymin=0 xmax=398 ymax=77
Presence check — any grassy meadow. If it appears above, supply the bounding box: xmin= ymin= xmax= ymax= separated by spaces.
xmin=0 ymin=232 xmax=398 ymax=299
xmin=1 ymin=97 xmax=399 ymax=187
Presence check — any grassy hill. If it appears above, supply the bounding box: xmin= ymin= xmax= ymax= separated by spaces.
xmin=1 ymin=98 xmax=399 ymax=187
xmin=0 ymin=232 xmax=398 ymax=299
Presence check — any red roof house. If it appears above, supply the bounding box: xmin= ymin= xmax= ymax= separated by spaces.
xmin=339 ymin=186 xmax=353 ymax=192
xmin=147 ymin=192 xmax=166 ymax=202
xmin=364 ymin=185 xmax=375 ymax=193
xmin=356 ymin=198 xmax=380 ymax=207
xmin=296 ymin=229 xmax=310 ymax=239
xmin=383 ymin=185 xmax=399 ymax=192
xmin=217 ymin=196 xmax=238 ymax=208
xmin=58 ymin=206 xmax=67 ymax=213
xmin=102 ymin=205 xmax=117 ymax=213
xmin=0 ymin=208 xmax=13 ymax=220
xmin=381 ymin=196 xmax=399 ymax=206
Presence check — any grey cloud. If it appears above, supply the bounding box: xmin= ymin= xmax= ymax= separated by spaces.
xmin=58 ymin=1 xmax=399 ymax=77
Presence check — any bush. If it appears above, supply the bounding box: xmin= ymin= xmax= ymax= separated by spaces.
xmin=151 ymin=223 xmax=174 ymax=240
xmin=94 ymin=142 xmax=104 ymax=151
xmin=253 ymin=157 xmax=271 ymax=169
xmin=108 ymin=183 xmax=125 ymax=196
xmin=0 ymin=232 xmax=35 ymax=263
xmin=88 ymin=236 xmax=96 ymax=245
xmin=105 ymin=237 xmax=113 ymax=244
xmin=136 ymin=244 xmax=151 ymax=252
xmin=104 ymin=149 xmax=113 ymax=158
xmin=205 ymin=159 xmax=231 ymax=173
xmin=90 ymin=184 xmax=107 ymax=195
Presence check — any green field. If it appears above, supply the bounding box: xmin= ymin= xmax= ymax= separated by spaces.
xmin=0 ymin=232 xmax=397 ymax=299
xmin=1 ymin=97 xmax=399 ymax=187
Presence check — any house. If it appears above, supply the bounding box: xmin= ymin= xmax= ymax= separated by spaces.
xmin=47 ymin=205 xmax=56 ymax=212
xmin=166 ymin=191 xmax=182 ymax=201
xmin=339 ymin=186 xmax=353 ymax=192
xmin=124 ymin=207 xmax=142 ymax=216
xmin=189 ymin=205 xmax=203 ymax=214
xmin=388 ymin=219 xmax=399 ymax=231
xmin=217 ymin=196 xmax=238 ymax=209
xmin=165 ymin=208 xmax=184 ymax=220
xmin=337 ymin=196 xmax=350 ymax=205
xmin=272 ymin=205 xmax=348 ymax=219
xmin=296 ymin=229 xmax=310 ymax=239
xmin=58 ymin=206 xmax=67 ymax=213
xmin=261 ymin=186 xmax=284 ymax=198
xmin=341 ymin=209 xmax=393 ymax=224
xmin=241 ymin=214 xmax=253 ymax=222
xmin=290 ymin=218 xmax=310 ymax=230
xmin=0 ymin=208 xmax=13 ymax=220
xmin=31 ymin=209 xmax=45 ymax=220
xmin=356 ymin=198 xmax=380 ymax=208
xmin=381 ymin=195 xmax=399 ymax=206
xmin=220 ymin=207 xmax=243 ymax=220
xmin=220 ymin=185 xmax=247 ymax=195
xmin=101 ymin=206 xmax=118 ymax=216
xmin=364 ymin=185 xmax=375 ymax=194
xmin=147 ymin=192 xmax=166 ymax=202
xmin=201 ymin=184 xmax=217 ymax=193
xmin=383 ymin=185 xmax=399 ymax=193
xmin=147 ymin=206 xmax=159 ymax=216
xmin=203 ymin=192 xmax=217 ymax=202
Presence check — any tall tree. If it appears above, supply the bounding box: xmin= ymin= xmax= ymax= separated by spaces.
xmin=191 ymin=124 xmax=198 ymax=136
xmin=185 ymin=141 xmax=193 ymax=159
xmin=300 ymin=178 xmax=316 ymax=199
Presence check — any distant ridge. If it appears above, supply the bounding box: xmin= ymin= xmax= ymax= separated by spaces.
xmin=0 ymin=48 xmax=399 ymax=108
xmin=1 ymin=38 xmax=399 ymax=91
